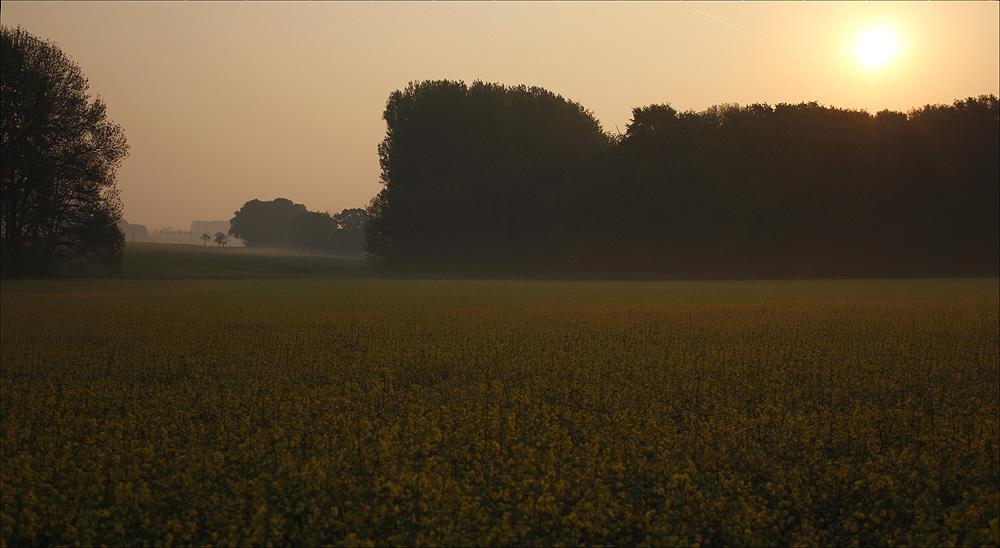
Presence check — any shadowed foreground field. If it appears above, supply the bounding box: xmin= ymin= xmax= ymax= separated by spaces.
xmin=1 ymin=271 xmax=998 ymax=546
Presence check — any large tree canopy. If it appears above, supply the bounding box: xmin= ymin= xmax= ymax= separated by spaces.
xmin=1 ymin=26 xmax=129 ymax=277
xmin=228 ymin=198 xmax=307 ymax=249
xmin=367 ymin=80 xmax=612 ymax=276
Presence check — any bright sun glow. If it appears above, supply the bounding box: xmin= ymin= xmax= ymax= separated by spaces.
xmin=856 ymin=28 xmax=898 ymax=67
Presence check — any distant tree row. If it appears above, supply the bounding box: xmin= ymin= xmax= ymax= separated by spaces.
xmin=121 ymin=221 xmax=242 ymax=246
xmin=229 ymin=198 xmax=367 ymax=256
xmin=366 ymin=80 xmax=999 ymax=279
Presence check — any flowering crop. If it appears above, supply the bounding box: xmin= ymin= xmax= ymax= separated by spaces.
xmin=1 ymin=278 xmax=997 ymax=546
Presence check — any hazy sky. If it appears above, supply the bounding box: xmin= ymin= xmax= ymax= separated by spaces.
xmin=2 ymin=1 xmax=998 ymax=230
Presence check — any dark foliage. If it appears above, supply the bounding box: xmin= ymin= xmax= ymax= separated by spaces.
xmin=1 ymin=26 xmax=129 ymax=277
xmin=368 ymin=80 xmax=998 ymax=279
xmin=286 ymin=210 xmax=336 ymax=254
xmin=330 ymin=208 xmax=368 ymax=257
xmin=367 ymin=80 xmax=612 ymax=276
xmin=288 ymin=208 xmax=368 ymax=256
xmin=602 ymin=96 xmax=1000 ymax=279
xmin=229 ymin=198 xmax=307 ymax=249
xmin=230 ymin=197 xmax=367 ymax=256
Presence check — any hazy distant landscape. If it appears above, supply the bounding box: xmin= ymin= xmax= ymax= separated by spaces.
xmin=117 ymin=220 xmax=240 ymax=246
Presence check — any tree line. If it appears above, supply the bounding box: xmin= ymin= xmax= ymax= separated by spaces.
xmin=229 ymin=198 xmax=367 ymax=257
xmin=4 ymin=23 xmax=996 ymax=280
xmin=366 ymin=80 xmax=999 ymax=279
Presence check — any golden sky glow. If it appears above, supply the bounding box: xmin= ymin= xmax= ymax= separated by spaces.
xmin=2 ymin=1 xmax=998 ymax=230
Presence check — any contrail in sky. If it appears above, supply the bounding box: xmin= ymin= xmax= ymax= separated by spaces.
xmin=689 ymin=7 xmax=779 ymax=49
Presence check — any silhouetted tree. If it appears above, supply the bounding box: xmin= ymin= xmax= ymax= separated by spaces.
xmin=200 ymin=233 xmax=210 ymax=245
xmin=228 ymin=198 xmax=307 ymax=248
xmin=367 ymin=79 xmax=611 ymax=275
xmin=365 ymin=190 xmax=390 ymax=270
xmin=287 ymin=208 xmax=369 ymax=256
xmin=1 ymin=26 xmax=129 ymax=277
xmin=117 ymin=220 xmax=149 ymax=243
xmin=287 ymin=210 xmax=336 ymax=254
xmin=213 ymin=232 xmax=228 ymax=247
xmin=333 ymin=208 xmax=368 ymax=257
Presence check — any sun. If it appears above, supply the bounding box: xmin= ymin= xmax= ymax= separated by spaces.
xmin=855 ymin=28 xmax=898 ymax=67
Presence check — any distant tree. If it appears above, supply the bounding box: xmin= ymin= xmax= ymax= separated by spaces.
xmin=1 ymin=26 xmax=129 ymax=277
xmin=190 ymin=220 xmax=233 ymax=242
xmin=200 ymin=233 xmax=211 ymax=246
xmin=287 ymin=210 xmax=335 ymax=253
xmin=228 ymin=198 xmax=307 ymax=248
xmin=213 ymin=232 xmax=228 ymax=247
xmin=333 ymin=208 xmax=368 ymax=256
xmin=287 ymin=208 xmax=370 ymax=256
xmin=364 ymin=190 xmax=390 ymax=269
xmin=117 ymin=219 xmax=150 ymax=243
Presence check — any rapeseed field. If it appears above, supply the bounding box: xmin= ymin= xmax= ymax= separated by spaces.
xmin=1 ymin=278 xmax=997 ymax=546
